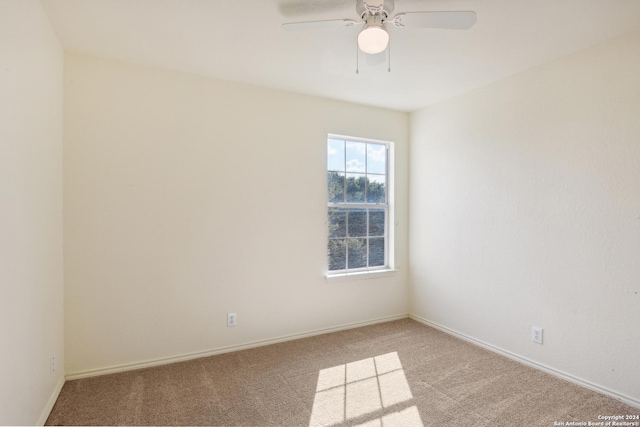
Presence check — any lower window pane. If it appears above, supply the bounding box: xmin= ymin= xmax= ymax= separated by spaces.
xmin=368 ymin=209 xmax=385 ymax=237
xmin=369 ymin=238 xmax=385 ymax=267
xmin=328 ymin=239 xmax=346 ymax=271
xmin=328 ymin=208 xmax=346 ymax=238
xmin=347 ymin=209 xmax=367 ymax=237
xmin=347 ymin=238 xmax=367 ymax=269
xmin=328 ymin=172 xmax=345 ymax=203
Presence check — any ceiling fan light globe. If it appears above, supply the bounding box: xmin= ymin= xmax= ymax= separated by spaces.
xmin=358 ymin=26 xmax=389 ymax=54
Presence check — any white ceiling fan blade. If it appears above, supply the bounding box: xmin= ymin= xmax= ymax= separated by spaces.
xmin=282 ymin=19 xmax=359 ymax=32
xmin=391 ymin=11 xmax=476 ymax=30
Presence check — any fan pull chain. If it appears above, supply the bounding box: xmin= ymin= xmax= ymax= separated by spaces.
xmin=388 ymin=39 xmax=391 ymax=72
xmin=356 ymin=40 xmax=359 ymax=74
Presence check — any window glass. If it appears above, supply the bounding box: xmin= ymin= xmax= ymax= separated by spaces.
xmin=346 ymin=174 xmax=366 ymax=203
xmin=327 ymin=136 xmax=390 ymax=273
xmin=347 ymin=209 xmax=367 ymax=237
xmin=367 ymin=175 xmax=386 ymax=203
xmin=368 ymin=209 xmax=385 ymax=237
xmin=346 ymin=142 xmax=366 ymax=173
xmin=328 ymin=172 xmax=345 ymax=203
xmin=367 ymin=144 xmax=387 ymax=174
xmin=328 ymin=139 xmax=345 ymax=172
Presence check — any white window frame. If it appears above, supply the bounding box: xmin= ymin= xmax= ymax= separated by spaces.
xmin=326 ymin=134 xmax=396 ymax=278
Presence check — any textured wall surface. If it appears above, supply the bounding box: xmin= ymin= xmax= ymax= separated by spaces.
xmin=409 ymin=30 xmax=640 ymax=403
xmin=0 ymin=1 xmax=64 ymax=424
xmin=64 ymin=53 xmax=409 ymax=376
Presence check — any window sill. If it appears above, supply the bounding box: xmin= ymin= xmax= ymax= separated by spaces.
xmin=325 ymin=269 xmax=399 ymax=283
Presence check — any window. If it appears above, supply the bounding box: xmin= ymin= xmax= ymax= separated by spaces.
xmin=327 ymin=136 xmax=391 ymax=274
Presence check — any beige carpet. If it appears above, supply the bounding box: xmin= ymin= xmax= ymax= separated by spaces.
xmin=46 ymin=319 xmax=639 ymax=426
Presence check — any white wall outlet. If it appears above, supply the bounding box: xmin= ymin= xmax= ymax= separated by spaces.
xmin=50 ymin=356 xmax=55 ymax=375
xmin=227 ymin=312 xmax=237 ymax=327
xmin=532 ymin=327 xmax=543 ymax=344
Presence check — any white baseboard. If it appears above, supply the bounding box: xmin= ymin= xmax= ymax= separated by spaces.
xmin=36 ymin=376 xmax=65 ymax=426
xmin=409 ymin=314 xmax=640 ymax=409
xmin=66 ymin=313 xmax=409 ymax=381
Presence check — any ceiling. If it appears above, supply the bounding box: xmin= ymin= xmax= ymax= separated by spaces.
xmin=40 ymin=0 xmax=640 ymax=112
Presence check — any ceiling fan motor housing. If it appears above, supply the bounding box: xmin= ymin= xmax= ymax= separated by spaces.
xmin=357 ymin=0 xmax=395 ymax=19
xmin=364 ymin=13 xmax=385 ymax=27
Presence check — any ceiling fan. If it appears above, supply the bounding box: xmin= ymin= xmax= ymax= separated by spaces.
xmin=282 ymin=0 xmax=477 ymax=57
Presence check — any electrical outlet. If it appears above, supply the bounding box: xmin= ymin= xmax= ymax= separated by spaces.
xmin=532 ymin=327 xmax=543 ymax=344
xmin=227 ymin=312 xmax=237 ymax=327
xmin=50 ymin=356 xmax=55 ymax=375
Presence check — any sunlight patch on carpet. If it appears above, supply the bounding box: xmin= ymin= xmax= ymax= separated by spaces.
xmin=309 ymin=352 xmax=423 ymax=427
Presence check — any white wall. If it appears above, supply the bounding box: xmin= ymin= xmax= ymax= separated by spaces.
xmin=0 ymin=1 xmax=64 ymax=424
xmin=409 ymin=31 xmax=640 ymax=403
xmin=64 ymin=53 xmax=409 ymax=376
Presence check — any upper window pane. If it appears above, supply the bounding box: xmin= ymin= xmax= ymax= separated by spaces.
xmin=346 ymin=173 xmax=366 ymax=203
xmin=366 ymin=175 xmax=386 ymax=203
xmin=367 ymin=144 xmax=387 ymax=174
xmin=328 ymin=172 xmax=345 ymax=203
xmin=328 ymin=139 xmax=345 ymax=172
xmin=346 ymin=142 xmax=366 ymax=173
